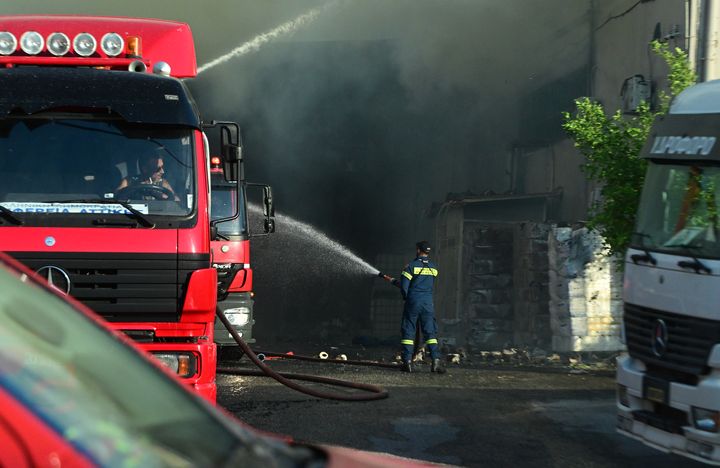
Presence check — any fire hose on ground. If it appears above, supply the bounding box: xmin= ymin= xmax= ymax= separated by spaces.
xmin=216 ymin=272 xmax=416 ymax=401
xmin=216 ymin=307 xmax=392 ymax=401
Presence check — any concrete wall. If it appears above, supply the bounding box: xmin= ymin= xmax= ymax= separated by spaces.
xmin=592 ymin=0 xmax=687 ymax=112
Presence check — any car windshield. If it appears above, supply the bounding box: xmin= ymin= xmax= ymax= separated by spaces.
xmin=634 ymin=162 xmax=720 ymax=258
xmin=0 ymin=116 xmax=195 ymax=223
xmin=0 ymin=260 xmax=246 ymax=466
xmin=211 ymin=174 xmax=247 ymax=237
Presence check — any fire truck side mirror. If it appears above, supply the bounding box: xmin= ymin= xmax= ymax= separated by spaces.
xmin=264 ymin=218 xmax=276 ymax=234
xmin=263 ymin=186 xmax=274 ymax=218
xmin=222 ymin=145 xmax=242 ymax=182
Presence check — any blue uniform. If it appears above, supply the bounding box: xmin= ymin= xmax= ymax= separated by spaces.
xmin=399 ymin=255 xmax=439 ymax=362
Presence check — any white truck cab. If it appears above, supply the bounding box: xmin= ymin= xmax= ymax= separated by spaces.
xmin=618 ymin=79 xmax=720 ymax=464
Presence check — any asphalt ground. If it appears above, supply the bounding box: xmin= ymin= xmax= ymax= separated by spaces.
xmin=216 ymin=345 xmax=703 ymax=467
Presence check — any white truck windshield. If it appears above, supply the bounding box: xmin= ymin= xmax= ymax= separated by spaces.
xmin=634 ymin=162 xmax=720 ymax=258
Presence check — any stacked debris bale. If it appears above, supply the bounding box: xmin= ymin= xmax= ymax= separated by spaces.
xmin=548 ymin=226 xmax=624 ymax=352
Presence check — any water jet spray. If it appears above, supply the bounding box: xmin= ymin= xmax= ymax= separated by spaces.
xmin=197 ymin=0 xmax=340 ymax=74
xmin=248 ymin=203 xmax=379 ymax=275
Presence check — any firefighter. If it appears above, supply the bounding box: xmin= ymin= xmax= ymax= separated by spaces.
xmin=399 ymin=241 xmax=444 ymax=373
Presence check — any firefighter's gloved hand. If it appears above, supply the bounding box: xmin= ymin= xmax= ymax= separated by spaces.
xmin=391 ymin=278 xmax=399 ymax=287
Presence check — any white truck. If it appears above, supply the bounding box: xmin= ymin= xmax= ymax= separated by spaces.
xmin=617 ymin=79 xmax=720 ymax=464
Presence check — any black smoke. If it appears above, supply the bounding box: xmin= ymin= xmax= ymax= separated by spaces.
xmin=10 ymin=1 xmax=591 ymax=342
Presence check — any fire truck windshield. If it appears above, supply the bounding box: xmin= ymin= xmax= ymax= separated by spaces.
xmin=0 ymin=116 xmax=195 ymax=224
xmin=634 ymin=162 xmax=720 ymax=259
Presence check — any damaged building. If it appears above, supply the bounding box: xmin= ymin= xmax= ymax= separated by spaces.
xmin=420 ymin=0 xmax=700 ymax=353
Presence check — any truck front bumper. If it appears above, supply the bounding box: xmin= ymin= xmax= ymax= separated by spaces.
xmin=617 ymin=353 xmax=720 ymax=465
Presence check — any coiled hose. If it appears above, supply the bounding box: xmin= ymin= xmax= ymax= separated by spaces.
xmin=215 ymin=308 xmax=391 ymax=401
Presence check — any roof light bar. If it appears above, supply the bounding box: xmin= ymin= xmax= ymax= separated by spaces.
xmin=20 ymin=31 xmax=44 ymax=55
xmin=0 ymin=32 xmax=17 ymax=55
xmin=47 ymin=32 xmax=70 ymax=56
xmin=73 ymin=32 xmax=97 ymax=57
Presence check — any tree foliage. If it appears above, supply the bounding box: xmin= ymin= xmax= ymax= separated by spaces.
xmin=562 ymin=41 xmax=696 ymax=256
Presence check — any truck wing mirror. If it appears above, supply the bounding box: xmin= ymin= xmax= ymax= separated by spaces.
xmin=264 ymin=218 xmax=276 ymax=234
xmin=247 ymin=182 xmax=275 ymax=238
xmin=222 ymin=144 xmax=242 ymax=182
xmin=202 ymin=120 xmax=244 ymax=182
xmin=263 ymin=186 xmax=274 ymax=217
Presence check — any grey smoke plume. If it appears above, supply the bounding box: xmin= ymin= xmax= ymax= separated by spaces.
xmin=191 ymin=0 xmax=590 ymax=340
xmin=8 ymin=1 xmax=591 ymax=341
xmin=193 ymin=0 xmax=589 ymax=254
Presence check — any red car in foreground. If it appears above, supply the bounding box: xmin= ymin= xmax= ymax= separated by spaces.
xmin=0 ymin=252 xmax=434 ymax=467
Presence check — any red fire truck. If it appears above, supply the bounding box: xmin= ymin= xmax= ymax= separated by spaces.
xmin=208 ymin=144 xmax=274 ymax=352
xmin=0 ymin=16 xmax=271 ymax=402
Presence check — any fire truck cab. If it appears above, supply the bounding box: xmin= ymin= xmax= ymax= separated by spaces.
xmin=0 ymin=15 xmax=244 ymax=402
xmin=207 ymin=132 xmax=275 ymax=351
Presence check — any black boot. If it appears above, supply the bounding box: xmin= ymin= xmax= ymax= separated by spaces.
xmin=401 ymin=361 xmax=412 ymax=373
xmin=431 ymin=358 xmax=446 ymax=374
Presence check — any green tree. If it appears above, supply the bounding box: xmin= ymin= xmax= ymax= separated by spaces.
xmin=562 ymin=40 xmax=696 ymax=256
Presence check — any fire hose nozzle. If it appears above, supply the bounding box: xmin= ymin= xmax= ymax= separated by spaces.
xmin=377 ymin=271 xmax=400 ymax=288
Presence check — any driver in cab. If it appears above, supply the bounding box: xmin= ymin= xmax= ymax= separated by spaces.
xmin=116 ymin=153 xmax=179 ymax=201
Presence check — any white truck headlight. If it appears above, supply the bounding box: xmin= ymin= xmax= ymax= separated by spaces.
xmin=224 ymin=307 xmax=250 ymax=326
xmin=693 ymin=407 xmax=720 ymax=433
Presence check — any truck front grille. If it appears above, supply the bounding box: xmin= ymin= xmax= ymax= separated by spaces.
xmin=624 ymin=303 xmax=720 ymax=376
xmin=8 ymin=252 xmax=209 ymax=322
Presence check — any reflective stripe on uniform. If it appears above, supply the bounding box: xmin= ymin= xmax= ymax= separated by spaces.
xmin=401 ymin=339 xmax=414 ymax=345
xmin=402 ymin=271 xmax=413 ymax=280
xmin=413 ymin=267 xmax=438 ymax=276
xmin=426 ymin=338 xmax=438 ymax=345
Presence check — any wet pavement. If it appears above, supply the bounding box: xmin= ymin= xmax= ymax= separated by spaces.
xmin=217 ymin=345 xmax=703 ymax=467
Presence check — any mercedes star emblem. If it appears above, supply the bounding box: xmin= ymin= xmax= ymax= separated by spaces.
xmin=651 ymin=319 xmax=668 ymax=357
xmin=36 ymin=265 xmax=71 ymax=295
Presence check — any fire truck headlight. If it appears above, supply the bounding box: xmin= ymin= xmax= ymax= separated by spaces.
xmin=73 ymin=32 xmax=97 ymax=57
xmin=20 ymin=31 xmax=44 ymax=55
xmin=151 ymin=352 xmax=197 ymax=378
xmin=47 ymin=32 xmax=70 ymax=56
xmin=101 ymin=32 xmax=124 ymax=57
xmin=0 ymin=32 xmax=17 ymax=55
xmin=224 ymin=307 xmax=251 ymax=326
